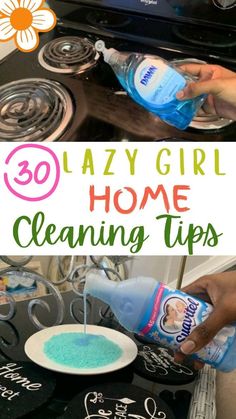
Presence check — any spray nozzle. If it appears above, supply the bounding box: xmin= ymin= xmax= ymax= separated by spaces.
xmin=95 ymin=40 xmax=106 ymax=53
xmin=95 ymin=39 xmax=118 ymax=64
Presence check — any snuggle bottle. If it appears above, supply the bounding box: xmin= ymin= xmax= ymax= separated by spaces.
xmin=95 ymin=40 xmax=205 ymax=130
xmin=85 ymin=273 xmax=236 ymax=372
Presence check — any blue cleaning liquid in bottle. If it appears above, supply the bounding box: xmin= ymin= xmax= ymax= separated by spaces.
xmin=95 ymin=40 xmax=205 ymax=130
xmin=85 ymin=273 xmax=236 ymax=372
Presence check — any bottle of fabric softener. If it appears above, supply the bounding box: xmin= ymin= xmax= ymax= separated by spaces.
xmin=85 ymin=273 xmax=236 ymax=372
xmin=95 ymin=40 xmax=205 ymax=130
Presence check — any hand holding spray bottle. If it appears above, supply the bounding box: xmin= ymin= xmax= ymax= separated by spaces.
xmin=85 ymin=273 xmax=236 ymax=372
xmin=95 ymin=40 xmax=205 ymax=130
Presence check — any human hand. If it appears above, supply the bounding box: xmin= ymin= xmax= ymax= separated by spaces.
xmin=176 ymin=64 xmax=236 ymax=121
xmin=174 ymin=271 xmax=236 ymax=369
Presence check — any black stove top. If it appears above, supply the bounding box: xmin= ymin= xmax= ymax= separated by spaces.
xmin=38 ymin=36 xmax=100 ymax=74
xmin=0 ymin=3 xmax=235 ymax=142
xmin=0 ymin=78 xmax=74 ymax=142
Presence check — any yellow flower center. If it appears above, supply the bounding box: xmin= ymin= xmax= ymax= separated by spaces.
xmin=10 ymin=8 xmax=33 ymax=31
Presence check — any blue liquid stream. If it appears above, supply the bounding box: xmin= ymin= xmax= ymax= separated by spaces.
xmin=43 ymin=293 xmax=122 ymax=368
xmin=84 ymin=291 xmax=87 ymax=334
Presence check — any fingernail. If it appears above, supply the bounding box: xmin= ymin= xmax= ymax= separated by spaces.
xmin=176 ymin=90 xmax=184 ymax=99
xmin=180 ymin=340 xmax=196 ymax=354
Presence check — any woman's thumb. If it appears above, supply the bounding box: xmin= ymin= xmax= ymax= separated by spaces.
xmin=179 ymin=307 xmax=226 ymax=355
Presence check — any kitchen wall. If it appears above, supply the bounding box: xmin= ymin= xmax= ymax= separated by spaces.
xmin=0 ymin=40 xmax=16 ymax=61
xmin=127 ymin=255 xmax=236 ymax=287
xmin=32 ymin=255 xmax=236 ymax=289
xmin=1 ymin=254 xmax=235 ymax=302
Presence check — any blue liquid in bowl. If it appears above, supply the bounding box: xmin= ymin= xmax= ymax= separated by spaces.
xmin=44 ymin=332 xmax=123 ymax=368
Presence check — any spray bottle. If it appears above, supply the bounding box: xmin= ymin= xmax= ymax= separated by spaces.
xmin=95 ymin=40 xmax=205 ymax=130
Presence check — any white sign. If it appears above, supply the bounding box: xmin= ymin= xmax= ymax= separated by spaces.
xmin=0 ymin=142 xmax=235 ymax=255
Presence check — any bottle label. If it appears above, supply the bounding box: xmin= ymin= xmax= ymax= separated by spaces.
xmin=134 ymin=58 xmax=186 ymax=106
xmin=137 ymin=285 xmax=236 ymax=368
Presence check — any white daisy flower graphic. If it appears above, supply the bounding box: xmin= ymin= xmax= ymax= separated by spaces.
xmin=0 ymin=0 xmax=56 ymax=52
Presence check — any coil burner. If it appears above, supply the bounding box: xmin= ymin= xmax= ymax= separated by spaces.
xmin=38 ymin=36 xmax=100 ymax=74
xmin=0 ymin=78 xmax=73 ymax=142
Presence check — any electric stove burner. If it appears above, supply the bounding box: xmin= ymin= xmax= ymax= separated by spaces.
xmin=38 ymin=37 xmax=100 ymax=74
xmin=87 ymin=10 xmax=131 ymax=28
xmin=0 ymin=78 xmax=73 ymax=142
xmin=190 ymin=114 xmax=234 ymax=130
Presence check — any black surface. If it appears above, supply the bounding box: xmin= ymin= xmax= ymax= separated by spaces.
xmin=0 ymin=361 xmax=56 ymax=419
xmin=159 ymin=390 xmax=192 ymax=419
xmin=52 ymin=0 xmax=236 ymax=28
xmin=61 ymin=382 xmax=176 ymax=419
xmin=0 ymin=293 xmax=195 ymax=418
xmin=0 ymin=293 xmax=134 ymax=418
xmin=134 ymin=333 xmax=156 ymax=344
xmin=133 ymin=344 xmax=198 ymax=385
xmin=57 ymin=4 xmax=236 ymax=63
xmin=0 ymin=292 xmax=195 ymax=419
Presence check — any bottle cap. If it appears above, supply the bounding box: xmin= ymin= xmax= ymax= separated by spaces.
xmin=95 ymin=40 xmax=117 ymax=63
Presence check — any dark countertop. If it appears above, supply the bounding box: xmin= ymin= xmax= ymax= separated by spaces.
xmin=0 ymin=291 xmax=197 ymax=418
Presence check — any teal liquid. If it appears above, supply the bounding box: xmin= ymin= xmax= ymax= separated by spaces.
xmin=84 ymin=292 xmax=87 ymax=334
xmin=44 ymin=332 xmax=122 ymax=368
xmin=43 ymin=291 xmax=122 ymax=369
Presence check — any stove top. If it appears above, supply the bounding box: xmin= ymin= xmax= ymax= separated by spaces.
xmin=0 ymin=78 xmax=73 ymax=142
xmin=38 ymin=36 xmax=100 ymax=74
xmin=0 ymin=3 xmax=235 ymax=142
